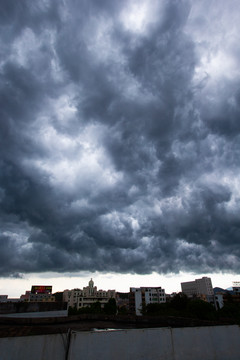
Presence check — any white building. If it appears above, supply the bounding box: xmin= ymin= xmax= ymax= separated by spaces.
xmin=232 ymin=281 xmax=240 ymax=295
xmin=181 ymin=277 xmax=214 ymax=300
xmin=215 ymin=294 xmax=224 ymax=309
xmin=129 ymin=287 xmax=166 ymax=316
xmin=63 ymin=279 xmax=116 ymax=310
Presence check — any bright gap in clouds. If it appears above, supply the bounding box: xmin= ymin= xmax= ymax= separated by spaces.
xmin=1 ymin=272 xmax=240 ymax=298
xmin=120 ymin=0 xmax=159 ymax=34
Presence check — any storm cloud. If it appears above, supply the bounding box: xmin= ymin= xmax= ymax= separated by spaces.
xmin=1 ymin=0 xmax=240 ymax=277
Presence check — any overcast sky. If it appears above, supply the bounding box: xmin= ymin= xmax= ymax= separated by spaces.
xmin=0 ymin=0 xmax=240 ymax=293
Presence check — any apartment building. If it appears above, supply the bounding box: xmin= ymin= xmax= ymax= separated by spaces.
xmin=181 ymin=277 xmax=214 ymax=305
xmin=129 ymin=287 xmax=166 ymax=316
xmin=181 ymin=277 xmax=213 ymax=297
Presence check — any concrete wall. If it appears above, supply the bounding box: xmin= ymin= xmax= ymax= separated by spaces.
xmin=0 ymin=334 xmax=66 ymax=360
xmin=69 ymin=326 xmax=240 ymax=360
xmin=0 ymin=325 xmax=240 ymax=360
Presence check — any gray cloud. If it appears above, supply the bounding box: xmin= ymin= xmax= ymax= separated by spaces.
xmin=1 ymin=0 xmax=240 ymax=277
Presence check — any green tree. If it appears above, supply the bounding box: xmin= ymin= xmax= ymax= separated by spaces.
xmin=68 ymin=306 xmax=78 ymax=315
xmin=90 ymin=301 xmax=102 ymax=314
xmin=104 ymin=298 xmax=117 ymax=315
xmin=187 ymin=299 xmax=216 ymax=320
xmin=218 ymin=302 xmax=240 ymax=324
xmin=118 ymin=305 xmax=127 ymax=314
xmin=170 ymin=293 xmax=189 ymax=311
xmin=53 ymin=292 xmax=63 ymax=302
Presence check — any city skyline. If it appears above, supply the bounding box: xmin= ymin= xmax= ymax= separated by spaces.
xmin=0 ymin=0 xmax=240 ymax=296
xmin=1 ymin=272 xmax=239 ymax=298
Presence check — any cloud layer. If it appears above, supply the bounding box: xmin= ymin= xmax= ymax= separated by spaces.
xmin=1 ymin=0 xmax=240 ymax=277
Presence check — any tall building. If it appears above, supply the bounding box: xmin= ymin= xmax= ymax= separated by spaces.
xmin=63 ymin=279 xmax=115 ymax=310
xmin=181 ymin=277 xmax=214 ymax=303
xmin=129 ymin=287 xmax=166 ymax=316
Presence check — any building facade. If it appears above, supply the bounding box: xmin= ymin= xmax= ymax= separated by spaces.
xmin=0 ymin=295 xmax=8 ymax=302
xmin=63 ymin=279 xmax=116 ymax=310
xmin=116 ymin=292 xmax=129 ymax=311
xmin=28 ymin=285 xmax=55 ymax=302
xmin=181 ymin=277 xmax=214 ymax=297
xmin=181 ymin=277 xmax=214 ymax=305
xmin=129 ymin=287 xmax=166 ymax=316
xmin=232 ymin=282 xmax=240 ymax=295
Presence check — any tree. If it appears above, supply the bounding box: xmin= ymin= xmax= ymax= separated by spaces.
xmin=90 ymin=301 xmax=102 ymax=314
xmin=170 ymin=293 xmax=189 ymax=310
xmin=187 ymin=299 xmax=216 ymax=320
xmin=104 ymin=298 xmax=117 ymax=315
xmin=53 ymin=292 xmax=63 ymax=302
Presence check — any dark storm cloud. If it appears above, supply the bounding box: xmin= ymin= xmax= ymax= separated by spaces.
xmin=1 ymin=0 xmax=240 ymax=277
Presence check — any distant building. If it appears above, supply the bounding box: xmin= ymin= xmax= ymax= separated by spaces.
xmin=181 ymin=277 xmax=214 ymax=297
xmin=29 ymin=293 xmax=55 ymax=302
xmin=129 ymin=287 xmax=166 ymax=316
xmin=0 ymin=296 xmax=21 ymax=303
xmin=29 ymin=285 xmax=55 ymax=302
xmin=181 ymin=277 xmax=214 ymax=305
xmin=232 ymin=282 xmax=240 ymax=295
xmin=215 ymin=294 xmax=224 ymax=309
xmin=165 ymin=292 xmax=178 ymax=302
xmin=214 ymin=283 xmax=240 ymax=309
xmin=63 ymin=279 xmax=116 ymax=310
xmin=20 ymin=291 xmax=31 ymax=301
xmin=181 ymin=280 xmax=197 ymax=297
xmin=116 ymin=292 xmax=129 ymax=311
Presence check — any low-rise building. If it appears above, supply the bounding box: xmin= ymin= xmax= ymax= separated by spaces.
xmin=0 ymin=295 xmax=8 ymax=303
xmin=232 ymin=282 xmax=240 ymax=295
xmin=129 ymin=287 xmax=166 ymax=316
xmin=29 ymin=293 xmax=55 ymax=302
xmin=116 ymin=292 xmax=129 ymax=311
xmin=63 ymin=279 xmax=116 ymax=310
xmin=28 ymin=285 xmax=55 ymax=302
xmin=20 ymin=291 xmax=31 ymax=301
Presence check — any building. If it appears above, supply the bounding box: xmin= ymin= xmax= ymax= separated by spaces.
xmin=215 ymin=294 xmax=224 ymax=309
xmin=116 ymin=292 xmax=129 ymax=312
xmin=181 ymin=277 xmax=214 ymax=297
xmin=213 ymin=282 xmax=240 ymax=309
xmin=0 ymin=295 xmax=21 ymax=303
xmin=29 ymin=285 xmax=55 ymax=302
xmin=63 ymin=279 xmax=116 ymax=310
xmin=0 ymin=295 xmax=8 ymax=303
xmin=129 ymin=287 xmax=166 ymax=316
xmin=232 ymin=281 xmax=240 ymax=295
xmin=20 ymin=291 xmax=31 ymax=301
xmin=181 ymin=277 xmax=214 ymax=305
